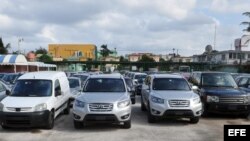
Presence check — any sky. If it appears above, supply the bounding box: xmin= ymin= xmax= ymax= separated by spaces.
xmin=0 ymin=0 xmax=250 ymax=56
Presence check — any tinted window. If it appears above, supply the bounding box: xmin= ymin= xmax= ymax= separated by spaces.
xmin=134 ymin=74 xmax=147 ymax=80
xmin=11 ymin=80 xmax=52 ymax=97
xmin=0 ymin=83 xmax=6 ymax=92
xmin=238 ymin=78 xmax=249 ymax=87
xmin=201 ymin=73 xmax=237 ymax=87
xmin=68 ymin=78 xmax=80 ymax=88
xmin=84 ymin=78 xmax=125 ymax=92
xmin=153 ymin=78 xmax=190 ymax=91
xmin=125 ymin=78 xmax=133 ymax=87
xmin=74 ymin=75 xmax=88 ymax=82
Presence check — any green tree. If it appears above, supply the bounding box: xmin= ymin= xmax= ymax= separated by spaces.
xmin=35 ymin=47 xmax=47 ymax=55
xmin=39 ymin=54 xmax=52 ymax=62
xmin=100 ymin=44 xmax=113 ymax=58
xmin=241 ymin=12 xmax=250 ymax=32
xmin=137 ymin=55 xmax=156 ymax=71
xmin=0 ymin=38 xmax=11 ymax=54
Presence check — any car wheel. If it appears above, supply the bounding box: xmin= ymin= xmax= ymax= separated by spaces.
xmin=122 ymin=119 xmax=131 ymax=129
xmin=147 ymin=104 xmax=156 ymax=123
xmin=64 ymin=101 xmax=70 ymax=115
xmin=141 ymin=96 xmax=146 ymax=111
xmin=190 ymin=117 xmax=199 ymax=124
xmin=131 ymin=98 xmax=136 ymax=104
xmin=201 ymin=104 xmax=209 ymax=117
xmin=45 ymin=111 xmax=54 ymax=129
xmin=74 ymin=120 xmax=83 ymax=129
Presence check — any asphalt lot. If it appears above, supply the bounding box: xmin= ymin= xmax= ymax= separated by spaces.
xmin=0 ymin=96 xmax=249 ymax=141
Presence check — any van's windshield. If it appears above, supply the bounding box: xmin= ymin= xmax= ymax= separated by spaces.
xmin=11 ymin=80 xmax=52 ymax=97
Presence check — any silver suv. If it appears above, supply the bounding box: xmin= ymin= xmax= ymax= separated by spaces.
xmin=73 ymin=74 xmax=132 ymax=129
xmin=141 ymin=74 xmax=202 ymax=123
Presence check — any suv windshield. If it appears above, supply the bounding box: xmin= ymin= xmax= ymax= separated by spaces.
xmin=201 ymin=73 xmax=237 ymax=87
xmin=135 ymin=74 xmax=147 ymax=80
xmin=153 ymin=78 xmax=190 ymax=91
xmin=84 ymin=78 xmax=125 ymax=92
xmin=11 ymin=80 xmax=52 ymax=97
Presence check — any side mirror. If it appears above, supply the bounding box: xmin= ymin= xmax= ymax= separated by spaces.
xmin=55 ymin=90 xmax=62 ymax=96
xmin=6 ymin=90 xmax=11 ymax=95
xmin=192 ymin=86 xmax=198 ymax=90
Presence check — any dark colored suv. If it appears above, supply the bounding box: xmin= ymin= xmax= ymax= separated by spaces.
xmin=189 ymin=72 xmax=250 ymax=118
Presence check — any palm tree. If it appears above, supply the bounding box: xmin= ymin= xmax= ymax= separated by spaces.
xmin=241 ymin=12 xmax=250 ymax=32
xmin=0 ymin=38 xmax=11 ymax=54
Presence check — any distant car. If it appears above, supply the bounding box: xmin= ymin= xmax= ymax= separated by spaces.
xmin=124 ymin=77 xmax=136 ymax=104
xmin=189 ymin=72 xmax=250 ymax=118
xmin=68 ymin=77 xmax=81 ymax=104
xmin=237 ymin=76 xmax=250 ymax=92
xmin=132 ymin=73 xmax=147 ymax=95
xmin=73 ymin=74 xmax=132 ymax=129
xmin=73 ymin=74 xmax=89 ymax=87
xmin=0 ymin=73 xmax=6 ymax=80
xmin=141 ymin=74 xmax=202 ymax=123
xmin=1 ymin=73 xmax=24 ymax=88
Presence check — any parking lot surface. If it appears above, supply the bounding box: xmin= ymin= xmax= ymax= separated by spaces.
xmin=0 ymin=97 xmax=249 ymax=141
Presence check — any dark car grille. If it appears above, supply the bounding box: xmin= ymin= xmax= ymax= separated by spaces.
xmin=169 ymin=100 xmax=190 ymax=107
xmin=219 ymin=97 xmax=245 ymax=104
xmin=84 ymin=114 xmax=117 ymax=122
xmin=89 ymin=103 xmax=113 ymax=112
xmin=5 ymin=115 xmax=31 ymax=126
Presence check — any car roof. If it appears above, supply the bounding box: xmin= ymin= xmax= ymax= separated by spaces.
xmin=151 ymin=74 xmax=184 ymax=79
xmin=18 ymin=71 xmax=66 ymax=80
xmin=89 ymin=74 xmax=123 ymax=79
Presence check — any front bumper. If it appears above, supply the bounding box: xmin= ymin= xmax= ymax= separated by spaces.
xmin=149 ymin=101 xmax=202 ymax=118
xmin=205 ymin=103 xmax=250 ymax=114
xmin=0 ymin=110 xmax=50 ymax=128
xmin=73 ymin=104 xmax=131 ymax=124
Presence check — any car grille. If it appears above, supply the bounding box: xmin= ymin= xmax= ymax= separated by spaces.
xmin=219 ymin=97 xmax=244 ymax=104
xmin=6 ymin=107 xmax=32 ymax=112
xmin=89 ymin=103 xmax=113 ymax=112
xmin=169 ymin=100 xmax=190 ymax=107
xmin=5 ymin=115 xmax=31 ymax=126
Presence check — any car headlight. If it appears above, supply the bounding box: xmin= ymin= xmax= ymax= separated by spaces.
xmin=193 ymin=97 xmax=201 ymax=104
xmin=151 ymin=96 xmax=164 ymax=104
xmin=0 ymin=103 xmax=4 ymax=111
xmin=207 ymin=95 xmax=219 ymax=103
xmin=34 ymin=103 xmax=47 ymax=112
xmin=118 ymin=100 xmax=130 ymax=108
xmin=75 ymin=100 xmax=85 ymax=108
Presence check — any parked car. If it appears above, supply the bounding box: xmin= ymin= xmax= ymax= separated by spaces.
xmin=141 ymin=74 xmax=202 ymax=123
xmin=236 ymin=76 xmax=250 ymax=94
xmin=0 ymin=71 xmax=71 ymax=129
xmin=124 ymin=77 xmax=136 ymax=104
xmin=73 ymin=74 xmax=89 ymax=87
xmin=132 ymin=73 xmax=147 ymax=95
xmin=73 ymin=74 xmax=132 ymax=129
xmin=189 ymin=72 xmax=250 ymax=118
xmin=0 ymin=73 xmax=6 ymax=80
xmin=0 ymin=81 xmax=10 ymax=102
xmin=1 ymin=73 xmax=24 ymax=88
xmin=68 ymin=77 xmax=81 ymax=105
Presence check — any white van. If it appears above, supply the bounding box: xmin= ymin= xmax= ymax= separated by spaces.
xmin=0 ymin=71 xmax=71 ymax=129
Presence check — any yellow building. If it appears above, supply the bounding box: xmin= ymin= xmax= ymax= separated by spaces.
xmin=48 ymin=44 xmax=97 ymax=61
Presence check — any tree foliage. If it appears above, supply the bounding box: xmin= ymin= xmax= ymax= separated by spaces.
xmin=35 ymin=47 xmax=47 ymax=55
xmin=0 ymin=38 xmax=11 ymax=54
xmin=241 ymin=12 xmax=250 ymax=32
xmin=100 ymin=44 xmax=113 ymax=58
xmin=39 ymin=54 xmax=52 ymax=62
xmin=137 ymin=55 xmax=156 ymax=71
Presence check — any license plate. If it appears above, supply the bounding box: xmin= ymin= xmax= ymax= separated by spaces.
xmin=96 ymin=116 xmax=106 ymax=120
xmin=228 ymin=105 xmax=237 ymax=110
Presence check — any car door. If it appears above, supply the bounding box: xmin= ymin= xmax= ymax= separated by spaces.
xmin=54 ymin=79 xmax=64 ymax=116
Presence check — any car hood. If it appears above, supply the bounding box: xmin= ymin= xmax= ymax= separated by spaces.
xmin=152 ymin=90 xmax=198 ymax=100
xmin=77 ymin=92 xmax=129 ymax=103
xmin=1 ymin=96 xmax=51 ymax=107
xmin=202 ymin=87 xmax=246 ymax=96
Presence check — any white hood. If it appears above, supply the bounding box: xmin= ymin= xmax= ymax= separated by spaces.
xmin=1 ymin=96 xmax=50 ymax=108
xmin=76 ymin=92 xmax=129 ymax=103
xmin=152 ymin=90 xmax=198 ymax=100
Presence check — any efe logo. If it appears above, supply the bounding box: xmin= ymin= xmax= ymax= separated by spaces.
xmin=224 ymin=125 xmax=249 ymax=141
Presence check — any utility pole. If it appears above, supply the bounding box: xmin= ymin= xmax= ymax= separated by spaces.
xmin=18 ymin=38 xmax=24 ymax=54
xmin=213 ymin=24 xmax=217 ymax=50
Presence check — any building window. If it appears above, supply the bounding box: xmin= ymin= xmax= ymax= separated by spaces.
xmin=242 ymin=53 xmax=245 ymax=60
xmin=229 ymin=53 xmax=232 ymax=59
xmin=248 ymin=54 xmax=250 ymax=59
xmin=233 ymin=53 xmax=236 ymax=59
xmin=222 ymin=54 xmax=226 ymax=60
xmin=237 ymin=53 xmax=241 ymax=59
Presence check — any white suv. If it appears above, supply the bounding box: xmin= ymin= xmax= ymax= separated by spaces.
xmin=141 ymin=74 xmax=202 ymax=123
xmin=0 ymin=71 xmax=71 ymax=129
xmin=73 ymin=74 xmax=132 ymax=129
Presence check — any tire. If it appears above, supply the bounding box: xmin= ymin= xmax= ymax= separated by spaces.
xmin=122 ymin=120 xmax=131 ymax=129
xmin=45 ymin=111 xmax=55 ymax=129
xmin=141 ymin=96 xmax=146 ymax=111
xmin=190 ymin=117 xmax=199 ymax=124
xmin=201 ymin=104 xmax=209 ymax=117
xmin=74 ymin=120 xmax=83 ymax=129
xmin=64 ymin=101 xmax=70 ymax=115
xmin=147 ymin=104 xmax=156 ymax=123
xmin=244 ymin=113 xmax=250 ymax=120
xmin=131 ymin=98 xmax=136 ymax=104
